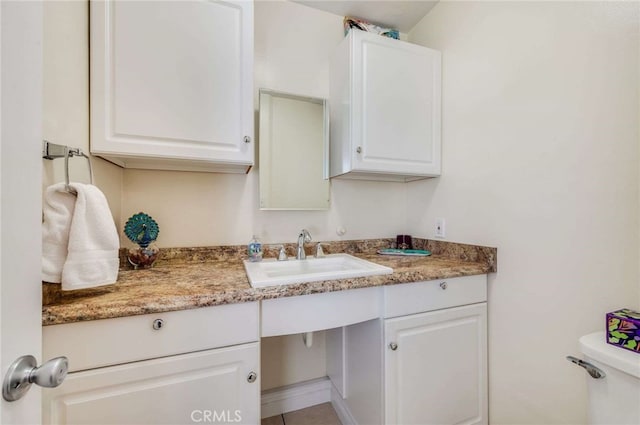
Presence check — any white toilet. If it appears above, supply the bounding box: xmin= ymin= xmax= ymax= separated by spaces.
xmin=578 ymin=331 xmax=640 ymax=424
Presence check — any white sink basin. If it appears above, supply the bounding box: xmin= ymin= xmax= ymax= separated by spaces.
xmin=243 ymin=253 xmax=393 ymax=288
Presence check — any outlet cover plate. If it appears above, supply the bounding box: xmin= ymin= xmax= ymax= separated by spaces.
xmin=435 ymin=218 xmax=446 ymax=238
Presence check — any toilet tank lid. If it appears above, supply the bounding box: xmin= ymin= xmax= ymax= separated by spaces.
xmin=580 ymin=332 xmax=640 ymax=379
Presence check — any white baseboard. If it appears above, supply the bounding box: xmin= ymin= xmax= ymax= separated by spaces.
xmin=261 ymin=377 xmax=332 ymax=419
xmin=330 ymin=384 xmax=357 ymax=425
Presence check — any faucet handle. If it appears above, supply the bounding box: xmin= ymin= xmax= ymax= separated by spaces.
xmin=315 ymin=243 xmax=328 ymax=258
xmin=273 ymin=245 xmax=288 ymax=261
xmin=300 ymin=229 xmax=312 ymax=243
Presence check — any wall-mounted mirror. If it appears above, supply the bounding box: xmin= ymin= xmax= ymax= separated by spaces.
xmin=259 ymin=89 xmax=330 ymax=210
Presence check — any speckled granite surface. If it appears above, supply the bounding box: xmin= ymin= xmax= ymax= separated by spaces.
xmin=43 ymin=239 xmax=496 ymax=326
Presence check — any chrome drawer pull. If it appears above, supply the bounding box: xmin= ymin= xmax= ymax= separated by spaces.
xmin=152 ymin=319 xmax=164 ymax=330
xmin=439 ymin=281 xmax=447 ymax=290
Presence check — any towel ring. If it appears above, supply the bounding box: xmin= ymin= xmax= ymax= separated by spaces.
xmin=42 ymin=140 xmax=94 ymax=195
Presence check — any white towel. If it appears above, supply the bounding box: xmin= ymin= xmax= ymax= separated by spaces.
xmin=42 ymin=183 xmax=76 ymax=283
xmin=42 ymin=183 xmax=119 ymax=290
xmin=61 ymin=183 xmax=119 ymax=290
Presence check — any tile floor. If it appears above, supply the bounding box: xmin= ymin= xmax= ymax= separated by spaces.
xmin=261 ymin=403 xmax=342 ymax=425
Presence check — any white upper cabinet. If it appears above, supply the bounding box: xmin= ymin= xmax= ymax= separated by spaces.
xmin=90 ymin=0 xmax=254 ymax=172
xmin=330 ymin=30 xmax=441 ymax=181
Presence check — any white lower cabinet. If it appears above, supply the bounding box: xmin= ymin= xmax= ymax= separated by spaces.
xmin=42 ymin=303 xmax=261 ymax=425
xmin=333 ymin=275 xmax=488 ymax=425
xmin=43 ymin=278 xmax=488 ymax=424
xmin=385 ymin=303 xmax=487 ymax=425
xmin=43 ymin=343 xmax=260 ymax=425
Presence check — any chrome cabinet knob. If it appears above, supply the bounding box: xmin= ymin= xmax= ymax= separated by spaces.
xmin=440 ymin=281 xmax=447 ymax=290
xmin=389 ymin=342 xmax=398 ymax=351
xmin=247 ymin=372 xmax=258 ymax=383
xmin=152 ymin=319 xmax=164 ymax=330
xmin=3 ymin=355 xmax=68 ymax=401
xmin=356 ymin=146 xmax=362 ymax=154
xmin=244 ymin=136 xmax=251 ymax=144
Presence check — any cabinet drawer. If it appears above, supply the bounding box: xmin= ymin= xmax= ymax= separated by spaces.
xmin=43 ymin=302 xmax=259 ymax=372
xmin=383 ymin=275 xmax=487 ymax=318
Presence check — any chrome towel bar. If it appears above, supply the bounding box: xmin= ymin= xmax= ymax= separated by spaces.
xmin=42 ymin=140 xmax=94 ymax=195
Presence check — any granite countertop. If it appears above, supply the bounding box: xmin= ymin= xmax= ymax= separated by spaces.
xmin=42 ymin=238 xmax=497 ymax=326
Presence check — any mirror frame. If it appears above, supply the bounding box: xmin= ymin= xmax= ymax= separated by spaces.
xmin=258 ymin=88 xmax=330 ymax=210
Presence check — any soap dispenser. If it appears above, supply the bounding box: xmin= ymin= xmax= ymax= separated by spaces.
xmin=248 ymin=235 xmax=263 ymax=262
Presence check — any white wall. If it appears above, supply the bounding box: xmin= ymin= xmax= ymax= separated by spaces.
xmin=121 ymin=0 xmax=409 ymax=390
xmin=45 ymin=1 xmax=640 ymax=416
xmin=408 ymin=2 xmax=639 ymax=423
xmin=261 ymin=332 xmax=327 ymax=391
xmin=121 ymin=0 xmax=407 ymax=248
xmin=42 ymin=0 xmax=375 ymax=394
xmin=43 ymin=1 xmax=122 ymax=229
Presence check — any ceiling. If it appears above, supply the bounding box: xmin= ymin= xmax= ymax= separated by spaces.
xmin=292 ymin=0 xmax=439 ymax=33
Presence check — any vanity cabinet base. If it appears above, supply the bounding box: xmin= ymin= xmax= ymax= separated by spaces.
xmin=385 ymin=303 xmax=488 ymax=425
xmin=43 ymin=343 xmax=260 ymax=425
xmin=330 ymin=276 xmax=488 ymax=425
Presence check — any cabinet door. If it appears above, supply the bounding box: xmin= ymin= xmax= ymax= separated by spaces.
xmin=90 ymin=0 xmax=253 ymax=172
xmin=385 ymin=304 xmax=487 ymax=425
xmin=352 ymin=31 xmax=441 ymax=177
xmin=43 ymin=343 xmax=260 ymax=425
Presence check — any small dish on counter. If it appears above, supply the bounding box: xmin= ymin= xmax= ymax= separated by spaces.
xmin=378 ymin=248 xmax=431 ymax=256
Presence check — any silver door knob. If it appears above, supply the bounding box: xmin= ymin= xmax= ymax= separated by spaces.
xmin=389 ymin=342 xmax=398 ymax=351
xmin=3 ymin=355 xmax=68 ymax=401
xmin=247 ymin=371 xmax=257 ymax=383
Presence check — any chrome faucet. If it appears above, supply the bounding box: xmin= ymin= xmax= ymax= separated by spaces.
xmin=296 ymin=229 xmax=312 ymax=260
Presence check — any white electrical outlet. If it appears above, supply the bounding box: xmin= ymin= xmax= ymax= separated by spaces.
xmin=435 ymin=218 xmax=446 ymax=238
